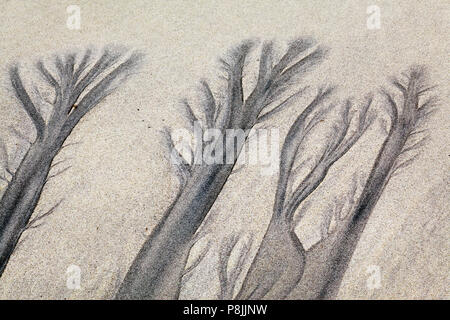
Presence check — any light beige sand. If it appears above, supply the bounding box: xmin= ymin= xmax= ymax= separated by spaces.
xmin=0 ymin=0 xmax=448 ymax=299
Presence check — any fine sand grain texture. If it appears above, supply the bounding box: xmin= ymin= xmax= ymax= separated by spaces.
xmin=0 ymin=0 xmax=448 ymax=299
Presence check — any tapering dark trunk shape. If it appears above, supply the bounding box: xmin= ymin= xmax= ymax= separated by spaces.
xmin=0 ymin=135 xmax=64 ymax=275
xmin=237 ymin=163 xmax=331 ymax=299
xmin=290 ymin=125 xmax=410 ymax=299
xmin=117 ymin=164 xmax=235 ymax=299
